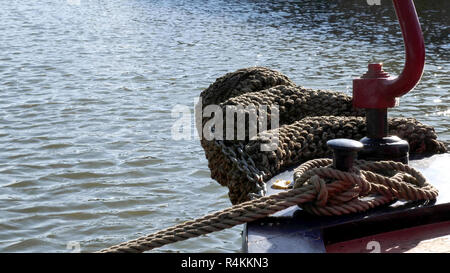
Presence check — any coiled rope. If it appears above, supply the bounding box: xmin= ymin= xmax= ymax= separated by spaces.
xmin=198 ymin=67 xmax=446 ymax=204
xmin=98 ymin=159 xmax=438 ymax=253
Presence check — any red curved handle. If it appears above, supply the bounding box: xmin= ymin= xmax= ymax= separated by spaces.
xmin=353 ymin=0 xmax=425 ymax=109
xmin=383 ymin=0 xmax=425 ymax=98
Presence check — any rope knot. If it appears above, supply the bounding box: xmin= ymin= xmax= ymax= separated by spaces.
xmin=293 ymin=158 xmax=438 ymax=216
xmin=311 ymin=175 xmax=328 ymax=207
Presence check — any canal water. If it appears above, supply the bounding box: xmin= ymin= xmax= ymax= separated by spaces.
xmin=0 ymin=0 xmax=448 ymax=252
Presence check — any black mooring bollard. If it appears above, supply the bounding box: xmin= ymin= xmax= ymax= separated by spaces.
xmin=358 ymin=108 xmax=410 ymax=164
xmin=327 ymin=139 xmax=364 ymax=172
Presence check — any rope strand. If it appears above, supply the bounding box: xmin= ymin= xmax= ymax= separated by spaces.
xmin=98 ymin=159 xmax=438 ymax=253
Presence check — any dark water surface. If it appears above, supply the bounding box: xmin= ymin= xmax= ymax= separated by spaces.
xmin=0 ymin=0 xmax=448 ymax=252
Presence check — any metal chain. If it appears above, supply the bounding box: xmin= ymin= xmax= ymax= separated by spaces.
xmin=214 ymin=140 xmax=266 ymax=198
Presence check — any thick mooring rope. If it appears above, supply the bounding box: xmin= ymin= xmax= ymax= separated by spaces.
xmin=198 ymin=67 xmax=447 ymax=204
xmin=98 ymin=159 xmax=438 ymax=253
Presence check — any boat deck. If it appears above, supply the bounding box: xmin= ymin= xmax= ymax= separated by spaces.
xmin=244 ymin=153 xmax=450 ymax=253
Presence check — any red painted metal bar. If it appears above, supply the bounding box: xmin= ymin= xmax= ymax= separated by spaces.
xmin=353 ymin=0 xmax=425 ymax=109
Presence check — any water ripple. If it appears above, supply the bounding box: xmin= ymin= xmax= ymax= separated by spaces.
xmin=0 ymin=0 xmax=448 ymax=253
